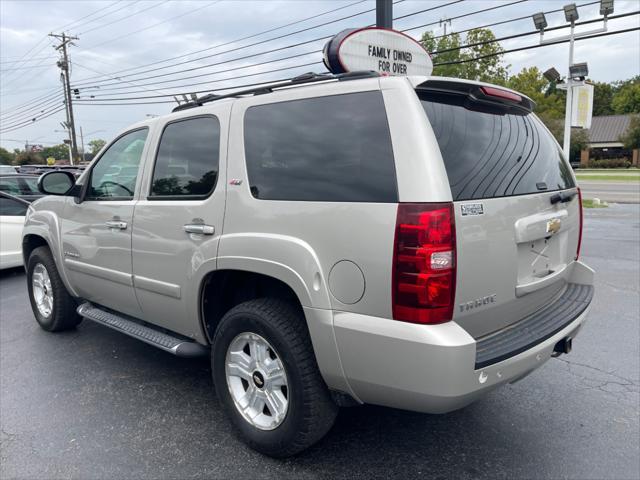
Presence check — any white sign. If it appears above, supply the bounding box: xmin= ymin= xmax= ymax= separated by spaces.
xmin=323 ymin=28 xmax=433 ymax=77
xmin=571 ymin=83 xmax=594 ymax=129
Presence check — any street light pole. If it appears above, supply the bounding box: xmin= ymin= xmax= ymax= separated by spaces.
xmin=563 ymin=21 xmax=576 ymax=160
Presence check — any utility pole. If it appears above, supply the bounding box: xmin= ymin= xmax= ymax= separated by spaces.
xmin=49 ymin=32 xmax=79 ymax=165
xmin=376 ymin=0 xmax=392 ymax=28
xmin=440 ymin=17 xmax=452 ymax=36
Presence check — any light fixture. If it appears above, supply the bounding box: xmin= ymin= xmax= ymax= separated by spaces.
xmin=564 ymin=3 xmax=579 ymax=23
xmin=532 ymin=12 xmax=548 ymax=30
xmin=544 ymin=67 xmax=561 ymax=83
xmin=569 ymin=62 xmax=589 ymax=80
xmin=600 ymin=0 xmax=614 ymax=16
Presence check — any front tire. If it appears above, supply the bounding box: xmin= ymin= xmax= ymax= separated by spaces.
xmin=212 ymin=298 xmax=338 ymax=457
xmin=27 ymin=246 xmax=82 ymax=332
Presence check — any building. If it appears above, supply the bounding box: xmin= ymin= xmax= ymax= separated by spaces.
xmin=580 ymin=114 xmax=638 ymax=166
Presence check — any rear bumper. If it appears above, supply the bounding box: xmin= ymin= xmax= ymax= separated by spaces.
xmin=332 ymin=269 xmax=594 ymax=413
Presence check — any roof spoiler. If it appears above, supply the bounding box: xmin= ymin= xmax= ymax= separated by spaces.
xmin=416 ymin=79 xmax=535 ymax=113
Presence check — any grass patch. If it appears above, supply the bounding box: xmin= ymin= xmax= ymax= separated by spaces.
xmin=576 ymin=175 xmax=640 ymax=182
xmin=582 ymin=199 xmax=609 ymax=208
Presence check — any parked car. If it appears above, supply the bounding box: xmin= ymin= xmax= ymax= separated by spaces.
xmin=0 ymin=191 xmax=29 ymax=269
xmin=0 ymin=165 xmax=18 ymax=174
xmin=23 ymin=72 xmax=594 ymax=457
xmin=0 ymin=174 xmax=43 ymax=202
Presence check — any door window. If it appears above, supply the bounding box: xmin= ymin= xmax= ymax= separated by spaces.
xmin=150 ymin=116 xmax=220 ymax=199
xmin=0 ymin=196 xmax=28 ymax=216
xmin=87 ymin=128 xmax=148 ymax=200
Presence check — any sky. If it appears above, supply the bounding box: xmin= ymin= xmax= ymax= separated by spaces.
xmin=1 ymin=0 xmax=639 ymax=152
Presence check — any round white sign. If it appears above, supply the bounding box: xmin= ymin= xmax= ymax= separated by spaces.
xmin=323 ymin=27 xmax=433 ymax=77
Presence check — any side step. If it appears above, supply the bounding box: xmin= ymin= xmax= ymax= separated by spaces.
xmin=77 ymin=303 xmax=209 ymax=358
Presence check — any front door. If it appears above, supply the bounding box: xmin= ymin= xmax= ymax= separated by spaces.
xmin=132 ymin=112 xmax=227 ymax=338
xmin=62 ymin=128 xmax=150 ymax=318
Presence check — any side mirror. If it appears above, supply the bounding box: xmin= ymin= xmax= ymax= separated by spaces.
xmin=38 ymin=170 xmax=76 ymax=196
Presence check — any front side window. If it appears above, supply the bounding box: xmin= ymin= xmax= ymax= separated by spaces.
xmin=0 ymin=196 xmax=28 ymax=216
xmin=88 ymin=128 xmax=148 ymax=200
xmin=244 ymin=91 xmax=397 ymax=202
xmin=0 ymin=178 xmax=21 ymax=195
xmin=150 ymin=116 xmax=220 ymax=198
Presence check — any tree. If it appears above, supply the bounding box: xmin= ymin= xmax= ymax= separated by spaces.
xmin=14 ymin=151 xmax=45 ymax=165
xmin=421 ymin=28 xmax=508 ymax=84
xmin=0 ymin=147 xmax=14 ymax=165
xmin=89 ymin=139 xmax=107 ymax=154
xmin=592 ymin=82 xmax=615 ymax=116
xmin=611 ymin=78 xmax=640 ymax=114
xmin=41 ymin=144 xmax=69 ymax=161
xmin=507 ymin=67 xmax=564 ymax=119
xmin=620 ymin=115 xmax=640 ymax=149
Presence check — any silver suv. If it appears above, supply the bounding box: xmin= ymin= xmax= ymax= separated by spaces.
xmin=24 ymin=72 xmax=594 ymax=457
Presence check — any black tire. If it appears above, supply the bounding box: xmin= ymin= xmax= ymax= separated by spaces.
xmin=27 ymin=246 xmax=82 ymax=332
xmin=212 ymin=298 xmax=338 ymax=457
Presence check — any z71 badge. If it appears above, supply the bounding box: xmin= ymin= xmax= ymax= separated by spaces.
xmin=461 ymin=203 xmax=484 ymax=216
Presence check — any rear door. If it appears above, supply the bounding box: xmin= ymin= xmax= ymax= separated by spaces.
xmin=418 ymin=84 xmax=580 ymax=338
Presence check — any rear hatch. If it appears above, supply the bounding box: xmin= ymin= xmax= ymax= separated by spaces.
xmin=416 ymin=79 xmax=580 ymax=338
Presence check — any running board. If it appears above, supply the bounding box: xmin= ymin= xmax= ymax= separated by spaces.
xmin=77 ymin=303 xmax=208 ymax=358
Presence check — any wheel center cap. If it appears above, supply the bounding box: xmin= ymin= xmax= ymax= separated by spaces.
xmin=252 ymin=371 xmax=265 ymax=389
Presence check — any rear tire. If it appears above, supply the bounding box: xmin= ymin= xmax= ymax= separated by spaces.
xmin=27 ymin=246 xmax=82 ymax=332
xmin=212 ymin=298 xmax=338 ymax=457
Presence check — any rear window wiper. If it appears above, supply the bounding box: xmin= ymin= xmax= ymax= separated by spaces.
xmin=550 ymin=190 xmax=577 ymax=204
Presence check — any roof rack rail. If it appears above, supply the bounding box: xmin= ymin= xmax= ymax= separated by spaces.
xmin=171 ymin=70 xmax=380 ymax=112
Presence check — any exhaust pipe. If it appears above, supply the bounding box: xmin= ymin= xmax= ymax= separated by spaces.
xmin=552 ymin=337 xmax=573 ymax=357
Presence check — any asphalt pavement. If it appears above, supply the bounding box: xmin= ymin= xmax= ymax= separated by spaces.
xmin=1 ymin=205 xmax=639 ymax=480
xmin=578 ymin=180 xmax=640 ymax=203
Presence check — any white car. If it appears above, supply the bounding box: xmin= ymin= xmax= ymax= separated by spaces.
xmin=0 ymin=192 xmax=29 ymax=269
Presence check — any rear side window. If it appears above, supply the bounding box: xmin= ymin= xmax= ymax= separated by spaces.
xmin=419 ymin=91 xmax=575 ymax=201
xmin=244 ymin=91 xmax=397 ymax=202
xmin=150 ymin=116 xmax=220 ymax=198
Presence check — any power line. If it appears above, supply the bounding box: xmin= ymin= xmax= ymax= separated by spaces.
xmin=1 ymin=95 xmax=64 ymax=122
xmin=83 ymin=0 xmax=223 ymax=50
xmin=70 ymin=0 xmax=412 ymax=88
xmin=433 ymin=26 xmax=640 ymax=66
xmin=77 ymin=9 xmax=636 ymax=100
xmin=76 ymin=60 xmax=324 ymax=100
xmin=431 ymin=10 xmax=638 ymax=55
xmin=401 ymin=0 xmax=529 ymax=33
xmin=76 ymin=25 xmax=638 ymax=105
xmin=0 ymin=105 xmax=67 ymax=133
xmin=55 ymin=0 xmax=126 ymax=32
xmin=73 ymin=50 xmax=321 ymax=95
xmin=69 ymin=0 xmax=372 ymax=84
xmin=79 ymin=0 xmax=172 ymax=35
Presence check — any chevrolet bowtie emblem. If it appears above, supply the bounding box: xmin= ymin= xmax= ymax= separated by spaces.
xmin=546 ymin=218 xmax=562 ymax=234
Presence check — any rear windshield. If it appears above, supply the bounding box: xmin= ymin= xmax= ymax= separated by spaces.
xmin=419 ymin=91 xmax=575 ymax=201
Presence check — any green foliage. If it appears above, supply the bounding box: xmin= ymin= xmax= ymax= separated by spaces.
xmin=587 ymin=158 xmax=632 ymax=168
xmin=14 ymin=151 xmax=45 ymax=165
xmin=0 ymin=147 xmax=14 ymax=165
xmin=611 ymin=78 xmax=640 ymax=114
xmin=41 ymin=144 xmax=69 ymax=161
xmin=592 ymin=82 xmax=614 ymax=116
xmin=421 ymin=28 xmax=509 ymax=84
xmin=507 ymin=67 xmax=565 ymax=119
xmin=619 ymin=114 xmax=640 ymax=149
xmin=89 ymin=139 xmax=107 ymax=154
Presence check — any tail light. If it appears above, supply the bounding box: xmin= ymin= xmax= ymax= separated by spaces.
xmin=392 ymin=203 xmax=456 ymax=324
xmin=576 ymin=188 xmax=583 ymax=260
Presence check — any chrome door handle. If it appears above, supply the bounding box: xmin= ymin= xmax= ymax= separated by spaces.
xmin=105 ymin=220 xmax=128 ymax=230
xmin=184 ymin=224 xmax=215 ymax=235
